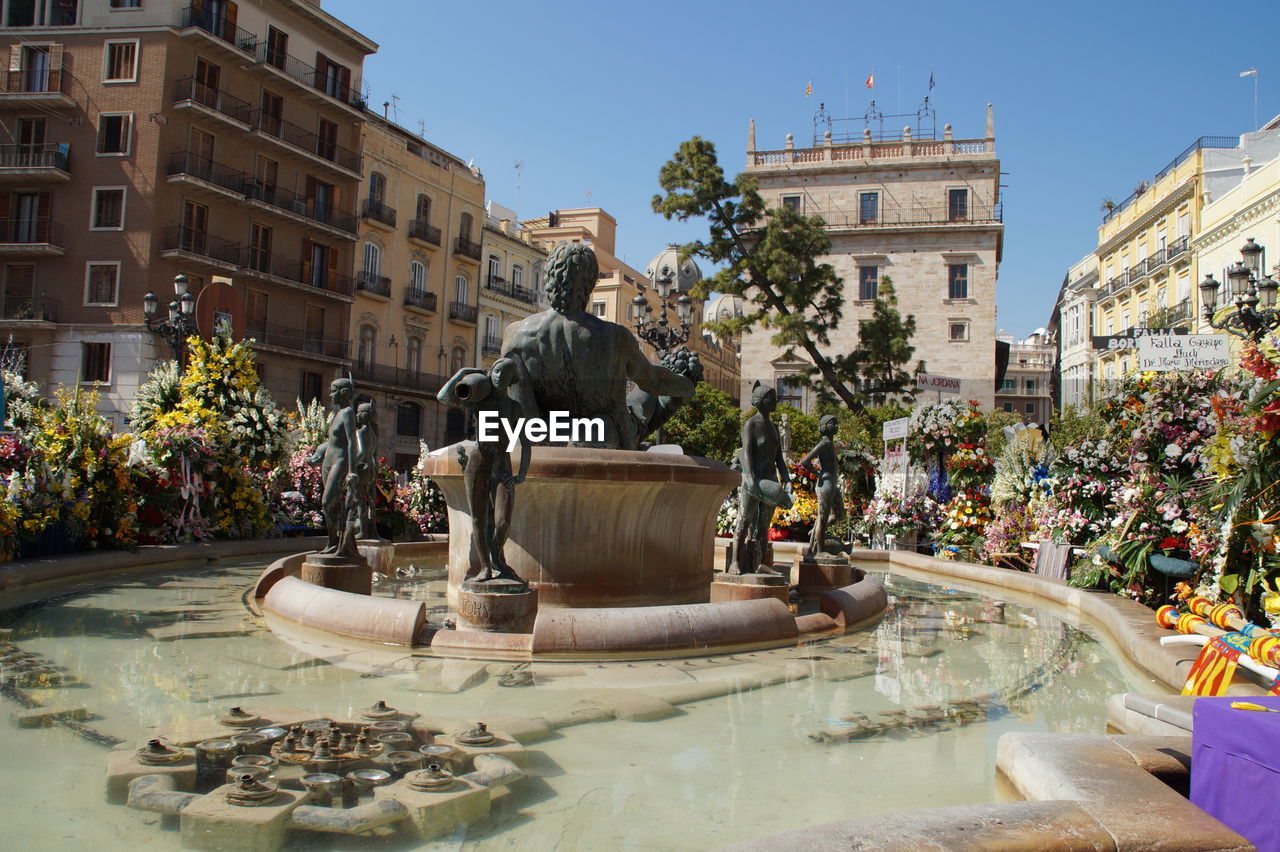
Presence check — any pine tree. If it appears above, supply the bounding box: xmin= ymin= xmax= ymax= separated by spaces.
xmin=832 ymin=276 xmax=923 ymax=406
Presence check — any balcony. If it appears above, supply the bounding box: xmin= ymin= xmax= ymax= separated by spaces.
xmin=172 ymin=77 xmax=252 ymax=129
xmin=239 ymin=247 xmax=355 ymax=299
xmin=512 ymin=284 xmax=535 ymax=304
xmin=0 ymin=68 xmax=75 ymax=108
xmin=0 ymin=218 xmax=65 ymax=255
xmin=355 ymin=270 xmax=391 ymax=298
xmin=360 ymin=199 xmax=396 ymax=229
xmin=251 ymin=111 xmax=362 ymax=178
xmin=763 ymin=203 xmax=1003 ymax=231
xmin=159 ymin=226 xmax=241 ymax=271
xmin=166 ymin=150 xmax=246 ymax=199
xmin=454 ymin=235 xmax=482 ymax=261
xmin=0 ymin=143 xmax=70 ymax=183
xmin=243 ymin=181 xmax=357 ymax=239
xmin=404 ymin=288 xmax=437 ymax=313
xmin=0 ymin=294 xmax=57 ymax=322
xmin=485 ymin=274 xmax=508 ymax=294
xmin=245 ymin=318 xmax=348 ymax=361
xmin=1165 ymin=235 xmax=1189 ymax=263
xmin=176 ymin=5 xmax=258 ymax=56
xmin=481 ymin=335 xmax=502 ymax=357
xmin=449 ymin=301 xmax=478 ymax=324
xmin=350 ymin=362 xmax=444 ymax=395
xmin=408 ymin=219 xmax=441 ymax=247
xmin=248 ymin=41 xmax=366 ymax=114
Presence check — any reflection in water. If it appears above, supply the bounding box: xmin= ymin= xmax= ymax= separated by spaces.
xmin=0 ymin=560 xmax=1152 ymax=849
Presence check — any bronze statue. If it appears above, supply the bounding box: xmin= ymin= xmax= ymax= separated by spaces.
xmin=307 ymin=378 xmax=360 ymax=557
xmin=437 ymin=358 xmax=532 ymax=587
xmin=627 ymin=346 xmax=703 ymax=446
xmin=353 ymin=401 xmax=381 ymax=541
xmin=798 ymin=414 xmax=846 ymax=561
xmin=729 ymin=383 xmax=793 ymax=575
xmin=500 ymin=243 xmax=694 ymax=450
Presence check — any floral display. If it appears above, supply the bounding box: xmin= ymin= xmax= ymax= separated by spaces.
xmin=858 ymin=492 xmax=941 ymax=541
xmin=908 ymin=398 xmax=985 ymax=457
xmin=935 ymin=488 xmax=992 ymax=554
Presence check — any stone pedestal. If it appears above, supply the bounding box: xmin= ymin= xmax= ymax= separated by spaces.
xmin=794 ymin=558 xmax=853 ymax=599
xmin=357 ymin=539 xmax=394 ymax=578
xmin=710 ymin=571 xmax=790 ymax=605
xmin=180 ymin=785 xmax=302 ymax=852
xmin=723 ymin=540 xmax=776 ymax=574
xmin=456 ymin=582 xmax=537 ymax=634
xmin=300 ymin=552 xmax=371 ymax=596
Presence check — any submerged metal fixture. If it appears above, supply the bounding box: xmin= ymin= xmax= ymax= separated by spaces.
xmin=375 ymin=732 xmax=414 ymax=749
xmin=230 ymin=732 xmax=268 ymax=754
xmin=254 ymin=726 xmax=287 ymax=746
xmin=368 ymin=719 xmax=408 ymax=735
xmin=456 ymin=722 xmax=496 ymax=746
xmin=418 ymin=743 xmax=459 ymax=770
xmin=300 ymin=772 xmax=343 ymax=807
xmin=361 ymin=700 xmax=399 ymax=720
xmin=226 ymin=773 xmax=279 ymax=807
xmin=347 ymin=768 xmax=392 ymax=791
xmin=217 ymin=706 xmax=262 ymax=728
xmin=136 ymin=738 xmax=185 ymax=766
xmin=406 ymin=762 xmax=455 ymax=792
xmin=385 ymin=750 xmax=425 ymax=777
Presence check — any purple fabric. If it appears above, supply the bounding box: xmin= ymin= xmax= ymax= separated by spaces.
xmin=1192 ymin=694 xmax=1280 ymax=852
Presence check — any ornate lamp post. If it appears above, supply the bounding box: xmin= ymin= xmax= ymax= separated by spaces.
xmin=1199 ymin=238 xmax=1280 ymax=341
xmin=632 ymin=269 xmax=694 ymax=355
xmin=143 ymin=273 xmax=199 ymax=359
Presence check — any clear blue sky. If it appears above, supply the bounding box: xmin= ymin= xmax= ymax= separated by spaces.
xmin=326 ymin=0 xmax=1279 ymax=337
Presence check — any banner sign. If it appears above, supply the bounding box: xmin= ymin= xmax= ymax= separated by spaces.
xmin=1137 ymin=335 xmax=1231 ymax=372
xmin=915 ymin=373 xmax=961 ymax=393
xmin=1091 ymin=326 xmax=1188 ymax=351
xmin=881 ymin=417 xmax=910 ymax=441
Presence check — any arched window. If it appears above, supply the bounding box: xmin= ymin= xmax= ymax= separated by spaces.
xmin=368 ymin=172 xmax=386 ymax=204
xmin=357 ymin=324 xmax=376 ymax=369
xmin=362 ymin=242 xmax=381 ymax=276
xmin=406 ymin=336 xmax=422 ymax=377
xmin=454 ymin=274 xmax=468 ymax=305
xmin=396 ymin=401 xmax=422 ymax=438
xmin=511 ymin=264 xmax=524 ymax=290
xmin=409 ymin=260 xmax=426 ymax=292
xmin=459 ymin=212 xmax=473 ymax=240
xmin=415 ymin=194 xmax=431 ymax=223
xmin=450 ymin=344 xmax=466 ymax=373
xmin=487 ymin=255 xmax=501 ymax=286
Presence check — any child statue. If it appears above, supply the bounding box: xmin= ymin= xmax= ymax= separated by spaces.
xmin=728 ymin=383 xmax=793 ymax=575
xmin=437 ymin=358 xmax=532 ymax=588
xmin=798 ymin=414 xmax=847 ymax=561
xmin=353 ymin=401 xmax=382 ymax=541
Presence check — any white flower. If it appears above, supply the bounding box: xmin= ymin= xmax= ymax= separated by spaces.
xmin=1165 ymin=444 xmax=1183 ymax=458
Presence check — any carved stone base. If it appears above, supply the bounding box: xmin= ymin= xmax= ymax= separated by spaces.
xmin=794 ymin=559 xmax=853 ymax=598
xmin=300 ymin=554 xmax=371 ymax=596
xmin=710 ymin=571 xmax=790 ymax=605
xmin=456 ymin=583 xmax=537 ymax=634
xmin=357 ymin=540 xmax=395 ymax=577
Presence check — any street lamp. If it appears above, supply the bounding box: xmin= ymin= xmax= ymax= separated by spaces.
xmin=632 ymin=269 xmax=694 ymax=355
xmin=1200 ymin=238 xmax=1280 ymax=341
xmin=144 ymin=273 xmax=200 ymax=359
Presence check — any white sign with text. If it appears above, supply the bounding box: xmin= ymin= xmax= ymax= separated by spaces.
xmin=1136 ymin=335 xmax=1230 ymax=372
xmin=882 ymin=417 xmax=911 ymax=441
xmin=915 ymin=372 xmax=962 ymax=393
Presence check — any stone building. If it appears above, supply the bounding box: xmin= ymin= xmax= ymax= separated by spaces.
xmin=478 ymin=200 xmax=547 ymax=369
xmin=349 ymin=111 xmax=485 ymax=465
xmin=1050 ymin=252 xmax=1099 ymax=410
xmin=737 ymin=107 xmax=1002 ymax=412
xmin=0 ymin=0 xmax=375 ymax=427
xmin=995 ymin=330 xmax=1054 ymax=426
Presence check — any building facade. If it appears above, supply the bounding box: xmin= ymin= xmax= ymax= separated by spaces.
xmin=737 ymin=108 xmax=1003 ymax=412
xmin=349 ymin=111 xmax=485 ymax=465
xmin=1054 ymin=253 xmax=1099 ymax=409
xmin=478 ymin=201 xmax=546 ymax=370
xmin=0 ymin=0 xmax=375 ymax=427
xmin=995 ymin=331 xmax=1054 ymax=426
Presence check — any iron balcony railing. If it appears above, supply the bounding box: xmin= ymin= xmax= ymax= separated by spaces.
xmin=178 ymin=5 xmax=258 ymax=54
xmin=160 ymin=226 xmax=240 ymax=265
xmin=172 ymin=76 xmax=253 ymax=124
xmin=454 ymin=235 xmax=482 ymax=260
xmin=350 ymin=362 xmax=444 ymax=394
xmin=0 ymin=143 xmax=69 ymax=171
xmin=486 ymin=274 xmax=507 ymax=291
xmin=252 ymin=110 xmax=362 ymax=174
xmin=408 ymin=219 xmax=441 ymax=245
xmin=0 ymin=294 xmax=57 ymax=321
xmin=1102 ymin=137 xmax=1238 ymax=223
xmin=243 ymin=180 xmax=357 ymax=234
xmin=1 ymin=68 xmax=69 ymax=96
xmin=512 ymin=284 xmax=535 ymax=304
xmin=240 ymin=246 xmax=355 ymax=297
xmin=449 ymin=301 xmax=478 ymax=323
xmin=167 ymin=150 xmax=247 ymax=194
xmin=404 ymin=288 xmax=437 ymax=311
xmin=245 ymin=317 xmax=347 ymax=359
xmin=249 ymin=40 xmax=364 ymax=109
xmin=360 ymin=199 xmax=396 ymax=227
xmin=0 ymin=217 xmax=64 ymax=246
xmin=355 ymin=270 xmax=391 ymax=297
xmin=481 ymin=335 xmax=502 ymax=356
xmin=812 ymin=203 xmax=1002 ymax=229
xmin=1166 ymin=235 xmax=1189 ymax=261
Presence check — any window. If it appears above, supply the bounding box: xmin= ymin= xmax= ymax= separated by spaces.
xmin=947 ymin=264 xmax=969 ymax=299
xmin=459 ymin=212 xmax=473 ymax=241
xmin=1177 ymin=212 xmax=1190 ymax=238
xmin=1000 ymin=378 xmax=1015 ymax=393
xmin=450 ymin=345 xmax=466 ymax=373
xmin=781 ymin=195 xmax=801 ymax=212
xmin=303 ymin=240 xmax=331 ymax=289
xmin=948 ymin=189 xmax=968 ymax=221
xmin=249 ymin=223 xmax=272 ymax=272
xmin=591 ymin=300 xmax=606 ymax=317
xmin=10 ymin=2 xmax=76 ymax=25
xmin=265 ymin=26 xmax=288 ymax=70
xmin=1025 ymin=402 xmax=1036 ymax=416
xmin=96 ymin=113 xmax=132 ymax=155
xmin=246 ymin=289 xmax=267 ymax=333
xmin=368 ymin=172 xmax=386 ymax=204
xmin=110 ymin=0 xmax=143 ymax=7
xmin=304 ymin=305 xmax=325 ymax=355
xmin=949 ymin=320 xmax=969 ymax=342
xmin=415 ymin=194 xmax=431 ymax=222
xmin=315 ymin=53 xmax=352 ymax=101
xmin=300 ymin=371 xmax=323 ymax=404
xmin=17 ymin=117 xmax=45 ymax=149
xmin=103 ymin=40 xmax=137 ymax=82
xmin=858 ymin=266 xmax=878 ymax=301
xmin=363 ymin=242 xmax=381 ymax=276
xmin=512 ymin=264 xmax=524 ymax=290
xmin=409 ymin=261 xmax=426 ymax=292
xmin=406 ymin=336 xmax=422 ymax=377
xmin=776 ymin=377 xmax=802 ymax=407
xmin=397 ymin=402 xmax=422 ymax=438
xmin=316 ymin=118 xmax=338 ymax=162
xmin=90 ymin=188 xmax=125 ymax=230
xmin=259 ymin=90 xmax=283 ymax=135
xmin=182 ymin=200 xmax=208 ymax=253
xmin=488 ymin=255 xmax=501 ymax=284
xmin=81 ymin=342 xmax=111 ymax=383
xmin=357 ymin=325 xmax=375 ymax=368
xmin=454 ymin=274 xmax=468 ymax=304
xmin=859 ymin=192 xmax=878 ymax=224
xmin=84 ymin=263 xmax=119 ymax=306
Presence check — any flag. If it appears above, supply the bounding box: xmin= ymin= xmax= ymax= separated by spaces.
xmin=929 ymin=67 xmax=935 ymax=90
xmin=1240 ymin=68 xmax=1258 ymax=78
xmin=865 ymin=72 xmax=874 ymax=89
xmin=805 ymin=80 xmax=812 ymax=97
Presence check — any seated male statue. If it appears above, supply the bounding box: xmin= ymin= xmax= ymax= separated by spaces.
xmin=501 ymin=242 xmax=695 ymax=450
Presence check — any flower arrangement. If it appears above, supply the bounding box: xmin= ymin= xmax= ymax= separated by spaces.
xmin=934 ymin=487 xmax=992 ymax=551
xmin=909 ymin=398 xmax=985 ymax=458
xmin=859 ymin=492 xmax=941 ymax=540
xmin=944 ymin=442 xmax=993 ymax=488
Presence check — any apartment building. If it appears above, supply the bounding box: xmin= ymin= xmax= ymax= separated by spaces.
xmin=738 ymin=107 xmax=1002 ymax=411
xmin=350 ymin=111 xmax=485 ymax=463
xmin=995 ymin=330 xmax=1054 ymax=426
xmin=477 ymin=200 xmax=546 ymax=369
xmin=0 ymin=0 xmax=374 ymax=425
xmin=1050 ymin=252 xmax=1099 ymax=409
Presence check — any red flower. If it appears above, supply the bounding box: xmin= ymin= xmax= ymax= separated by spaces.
xmin=1158 ymin=536 xmax=1185 ymax=551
